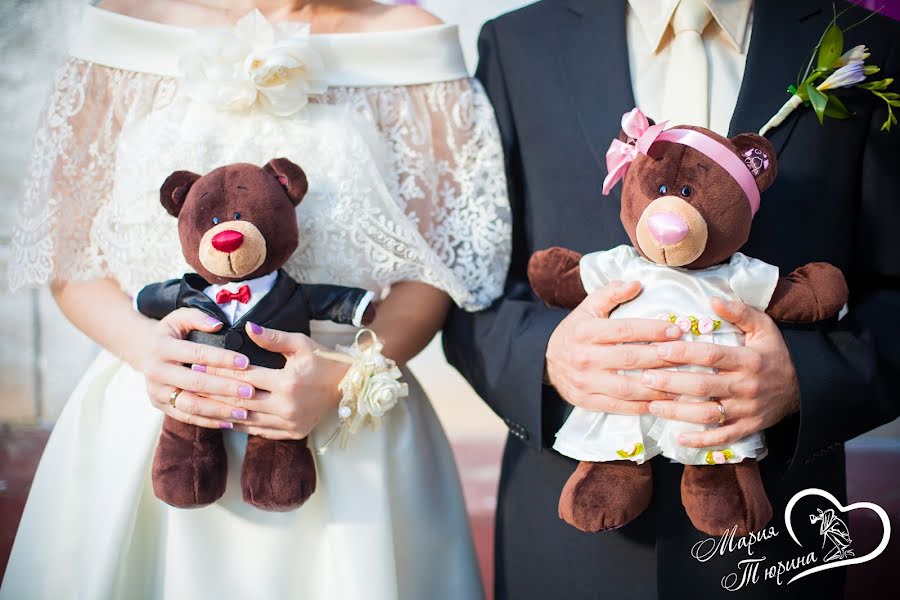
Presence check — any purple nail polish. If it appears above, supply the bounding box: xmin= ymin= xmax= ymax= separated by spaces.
xmin=232 ymin=408 xmax=248 ymax=420
xmin=205 ymin=316 xmax=223 ymax=327
xmin=238 ymin=385 xmax=253 ymax=399
xmin=234 ymin=356 xmax=249 ymax=369
xmin=191 ymin=364 xmax=207 ymax=373
xmin=248 ymin=322 xmax=264 ymax=335
xmin=220 ymin=422 xmax=234 ymax=430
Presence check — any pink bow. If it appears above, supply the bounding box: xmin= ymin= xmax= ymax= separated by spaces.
xmin=602 ymin=108 xmax=668 ymax=195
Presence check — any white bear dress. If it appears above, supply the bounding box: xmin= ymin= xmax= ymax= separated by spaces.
xmin=3 ymin=7 xmax=511 ymax=600
xmin=552 ymin=245 xmax=779 ymax=467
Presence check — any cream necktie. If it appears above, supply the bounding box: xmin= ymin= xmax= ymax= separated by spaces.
xmin=661 ymin=0 xmax=713 ymax=127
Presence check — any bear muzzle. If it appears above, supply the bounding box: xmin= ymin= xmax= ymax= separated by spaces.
xmin=635 ymin=196 xmax=708 ymax=267
xmin=199 ymin=221 xmax=268 ymax=279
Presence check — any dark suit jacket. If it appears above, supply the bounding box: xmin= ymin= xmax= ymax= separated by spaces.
xmin=442 ymin=1 xmax=900 ymax=598
xmin=137 ymin=270 xmax=370 ymax=368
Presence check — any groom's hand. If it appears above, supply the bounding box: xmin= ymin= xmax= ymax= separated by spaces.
xmin=545 ymin=281 xmax=684 ymax=414
xmin=643 ymin=297 xmax=800 ymax=447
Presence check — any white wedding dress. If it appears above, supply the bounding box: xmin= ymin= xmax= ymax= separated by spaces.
xmin=3 ymin=7 xmax=510 ymax=600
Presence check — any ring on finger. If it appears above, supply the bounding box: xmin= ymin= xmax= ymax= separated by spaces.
xmin=713 ymin=399 xmax=726 ymax=424
xmin=169 ymin=388 xmax=183 ymax=408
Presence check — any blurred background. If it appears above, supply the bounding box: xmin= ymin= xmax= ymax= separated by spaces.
xmin=0 ymin=2 xmax=898 ymax=599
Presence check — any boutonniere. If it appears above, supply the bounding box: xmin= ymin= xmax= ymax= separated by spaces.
xmin=179 ymin=9 xmax=328 ymax=117
xmin=759 ymin=6 xmax=898 ymax=135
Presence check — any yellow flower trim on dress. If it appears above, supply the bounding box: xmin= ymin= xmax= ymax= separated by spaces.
xmin=656 ymin=313 xmax=722 ymax=336
xmin=705 ymin=448 xmax=736 ymax=465
xmin=616 ymin=443 xmax=644 ymax=459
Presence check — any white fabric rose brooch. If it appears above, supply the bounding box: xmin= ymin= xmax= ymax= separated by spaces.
xmin=180 ymin=9 xmax=327 ymax=116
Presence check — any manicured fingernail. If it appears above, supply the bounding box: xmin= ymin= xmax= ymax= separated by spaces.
xmin=657 ymin=345 xmax=671 ymax=358
xmin=191 ymin=364 xmax=207 ymax=373
xmin=234 ymin=356 xmax=249 ymax=369
xmin=238 ymin=385 xmax=253 ymax=398
xmin=248 ymin=322 xmax=264 ymax=335
xmin=220 ymin=422 xmax=233 ymax=430
xmin=205 ymin=316 xmax=223 ymax=326
xmin=642 ymin=372 xmax=657 ymax=385
xmin=648 ymin=402 xmax=660 ymax=414
xmin=677 ymin=434 xmax=688 ymax=444
xmin=666 ymin=326 xmax=682 ymax=338
xmin=231 ymin=408 xmax=248 ymax=420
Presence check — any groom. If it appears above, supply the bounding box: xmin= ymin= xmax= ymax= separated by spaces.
xmin=443 ymin=1 xmax=900 ymax=598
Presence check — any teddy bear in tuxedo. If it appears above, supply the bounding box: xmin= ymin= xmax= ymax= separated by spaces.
xmin=137 ymin=158 xmax=375 ymax=511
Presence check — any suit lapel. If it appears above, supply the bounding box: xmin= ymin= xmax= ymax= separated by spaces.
xmin=557 ymin=0 xmax=635 ymax=169
xmin=234 ymin=270 xmax=296 ymax=328
xmin=178 ymin=274 xmax=230 ymax=324
xmin=728 ymin=0 xmax=825 ymax=154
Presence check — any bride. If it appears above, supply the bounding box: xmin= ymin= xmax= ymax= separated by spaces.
xmin=3 ymin=1 xmax=510 ymax=599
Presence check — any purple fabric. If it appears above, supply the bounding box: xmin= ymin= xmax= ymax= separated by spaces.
xmin=852 ymin=0 xmax=900 ymax=20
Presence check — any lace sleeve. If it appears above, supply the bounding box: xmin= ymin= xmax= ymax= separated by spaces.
xmin=9 ymin=58 xmax=177 ymax=291
xmin=326 ymin=78 xmax=512 ymax=311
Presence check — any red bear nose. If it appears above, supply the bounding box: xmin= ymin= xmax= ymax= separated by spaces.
xmin=211 ymin=230 xmax=244 ymax=253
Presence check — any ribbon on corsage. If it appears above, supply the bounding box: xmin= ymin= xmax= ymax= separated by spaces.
xmin=179 ymin=9 xmax=328 ymax=116
xmin=602 ymin=108 xmax=669 ymax=195
xmin=314 ymin=330 xmax=408 ymax=452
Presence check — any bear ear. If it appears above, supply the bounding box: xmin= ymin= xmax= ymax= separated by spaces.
xmin=264 ymin=158 xmax=308 ymax=207
xmin=731 ymin=133 xmax=777 ymax=193
xmin=160 ymin=170 xmax=201 ymax=217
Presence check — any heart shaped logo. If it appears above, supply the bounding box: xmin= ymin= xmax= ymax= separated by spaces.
xmin=783 ymin=488 xmax=891 ymax=585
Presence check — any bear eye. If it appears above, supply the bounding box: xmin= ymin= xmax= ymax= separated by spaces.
xmin=233 ymin=212 xmax=241 ymax=220
xmin=212 ymin=216 xmax=220 ymax=225
xmin=680 ymin=186 xmax=693 ymax=198
xmin=658 ymin=184 xmax=668 ymax=195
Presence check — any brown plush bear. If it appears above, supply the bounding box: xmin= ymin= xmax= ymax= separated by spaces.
xmin=527 ymin=109 xmax=848 ymax=537
xmin=136 ymin=158 xmax=375 ymax=511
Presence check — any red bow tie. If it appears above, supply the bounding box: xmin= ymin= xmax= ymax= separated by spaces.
xmin=216 ymin=285 xmax=251 ymax=304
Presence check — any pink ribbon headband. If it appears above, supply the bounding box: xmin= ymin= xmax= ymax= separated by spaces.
xmin=602 ymin=108 xmax=761 ymax=216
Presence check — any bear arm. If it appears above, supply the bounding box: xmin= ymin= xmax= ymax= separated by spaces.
xmin=301 ymin=284 xmax=376 ymax=327
xmin=765 ymin=262 xmax=849 ymax=323
xmin=135 ymin=279 xmax=182 ymax=320
xmin=527 ymin=247 xmax=587 ymax=310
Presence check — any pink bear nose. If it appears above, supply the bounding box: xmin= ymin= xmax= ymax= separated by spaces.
xmin=211 ymin=230 xmax=244 ymax=253
xmin=647 ymin=212 xmax=689 ymax=245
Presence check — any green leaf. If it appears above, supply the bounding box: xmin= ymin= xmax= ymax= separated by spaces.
xmin=858 ymin=78 xmax=894 ymax=91
xmin=824 ymin=94 xmax=852 ymax=119
xmin=806 ymin=83 xmax=829 ymax=124
xmin=817 ymin=23 xmax=844 ymax=71
xmin=864 ymin=65 xmax=881 ymax=76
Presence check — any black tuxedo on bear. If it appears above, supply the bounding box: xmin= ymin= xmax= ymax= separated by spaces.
xmin=443 ymin=1 xmax=900 ymax=599
xmin=137 ymin=269 xmax=371 ymax=368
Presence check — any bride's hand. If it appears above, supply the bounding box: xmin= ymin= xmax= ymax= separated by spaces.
xmin=140 ymin=308 xmax=255 ymax=429
xmin=195 ymin=323 xmax=349 ymax=440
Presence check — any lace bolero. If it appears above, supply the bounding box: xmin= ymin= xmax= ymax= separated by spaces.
xmin=9 ymin=56 xmax=511 ymax=312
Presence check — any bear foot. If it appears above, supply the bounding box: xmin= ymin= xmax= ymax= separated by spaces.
xmin=681 ymin=461 xmax=773 ymax=537
xmin=558 ymin=460 xmax=653 ymax=532
xmin=241 ymin=435 xmax=316 ymax=511
xmin=152 ymin=415 xmax=228 ymax=508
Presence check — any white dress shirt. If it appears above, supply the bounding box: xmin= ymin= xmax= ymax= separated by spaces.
xmin=626 ymin=0 xmax=754 ymax=135
xmin=204 ymin=271 xmax=279 ymax=325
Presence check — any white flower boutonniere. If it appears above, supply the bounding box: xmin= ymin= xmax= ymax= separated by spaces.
xmin=760 ymin=5 xmax=898 ymax=135
xmin=179 ymin=9 xmax=327 ymax=116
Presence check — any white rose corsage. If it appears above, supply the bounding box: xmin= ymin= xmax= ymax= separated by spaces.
xmin=179 ymin=9 xmax=327 ymax=116
xmin=315 ymin=330 xmax=408 ymax=452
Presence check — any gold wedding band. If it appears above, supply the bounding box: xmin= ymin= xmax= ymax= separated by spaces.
xmin=714 ymin=400 xmax=727 ymax=425
xmin=169 ymin=388 xmax=183 ymax=408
